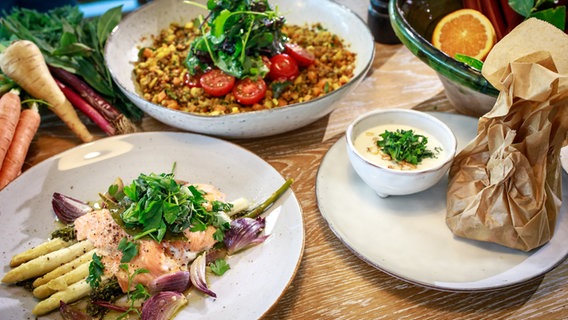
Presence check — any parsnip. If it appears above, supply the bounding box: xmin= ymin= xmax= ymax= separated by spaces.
xmin=33 ymin=262 xmax=90 ymax=299
xmin=1 ymin=240 xmax=94 ymax=283
xmin=0 ymin=40 xmax=94 ymax=142
xmin=32 ymin=249 xmax=94 ymax=287
xmin=9 ymin=237 xmax=73 ymax=267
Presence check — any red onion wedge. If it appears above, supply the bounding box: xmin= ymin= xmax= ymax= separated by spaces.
xmin=148 ymin=271 xmax=191 ymax=295
xmin=52 ymin=192 xmax=93 ymax=224
xmin=224 ymin=217 xmax=269 ymax=255
xmin=141 ymin=291 xmax=188 ymax=320
xmin=189 ymin=252 xmax=216 ymax=298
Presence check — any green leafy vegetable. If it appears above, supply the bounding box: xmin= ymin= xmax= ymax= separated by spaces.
xmin=377 ymin=129 xmax=439 ymax=165
xmin=86 ymin=253 xmax=105 ymax=288
xmin=0 ymin=5 xmax=143 ymax=120
xmin=185 ymin=0 xmax=287 ymax=79
xmin=209 ymin=258 xmax=230 ymax=276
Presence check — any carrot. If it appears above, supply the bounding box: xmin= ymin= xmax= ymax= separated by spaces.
xmin=0 ymin=91 xmax=21 ymax=167
xmin=0 ymin=105 xmax=41 ymax=190
xmin=55 ymin=78 xmax=116 ymax=136
xmin=49 ymin=66 xmax=138 ymax=134
xmin=0 ymin=40 xmax=93 ymax=143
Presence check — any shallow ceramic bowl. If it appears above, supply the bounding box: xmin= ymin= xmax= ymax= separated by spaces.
xmin=105 ymin=0 xmax=374 ymax=138
xmin=346 ymin=109 xmax=457 ymax=198
xmin=389 ymin=0 xmax=498 ymax=117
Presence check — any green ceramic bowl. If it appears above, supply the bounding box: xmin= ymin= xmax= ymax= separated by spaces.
xmin=389 ymin=0 xmax=499 ymax=117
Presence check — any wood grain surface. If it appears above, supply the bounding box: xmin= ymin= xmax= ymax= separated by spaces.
xmin=16 ymin=1 xmax=568 ymax=319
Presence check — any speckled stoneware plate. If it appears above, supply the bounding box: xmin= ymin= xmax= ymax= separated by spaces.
xmin=105 ymin=0 xmax=374 ymax=138
xmin=0 ymin=132 xmax=304 ymax=319
xmin=316 ymin=112 xmax=568 ymax=292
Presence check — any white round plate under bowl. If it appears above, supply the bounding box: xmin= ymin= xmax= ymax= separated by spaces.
xmin=316 ymin=112 xmax=568 ymax=292
xmin=0 ymin=132 xmax=304 ymax=319
xmin=561 ymin=146 xmax=568 ymax=173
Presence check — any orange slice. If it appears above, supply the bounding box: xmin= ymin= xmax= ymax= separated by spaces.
xmin=432 ymin=9 xmax=496 ymax=61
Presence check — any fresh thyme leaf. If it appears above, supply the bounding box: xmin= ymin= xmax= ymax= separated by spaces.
xmin=118 ymin=237 xmax=139 ymax=263
xmin=210 ymin=258 xmax=230 ymax=276
xmin=377 ymin=129 xmax=438 ymax=165
xmin=86 ymin=253 xmax=105 ymax=288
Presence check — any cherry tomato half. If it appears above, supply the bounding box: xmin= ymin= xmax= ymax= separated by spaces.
xmin=284 ymin=43 xmax=315 ymax=67
xmin=233 ymin=78 xmax=267 ymax=105
xmin=268 ymin=54 xmax=299 ymax=81
xmin=199 ymin=69 xmax=235 ymax=97
xmin=183 ymin=72 xmax=201 ymax=88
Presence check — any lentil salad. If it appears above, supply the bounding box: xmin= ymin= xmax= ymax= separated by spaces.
xmin=133 ymin=21 xmax=357 ymax=115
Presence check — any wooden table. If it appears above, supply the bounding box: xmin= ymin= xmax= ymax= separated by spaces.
xmin=23 ymin=1 xmax=568 ymax=319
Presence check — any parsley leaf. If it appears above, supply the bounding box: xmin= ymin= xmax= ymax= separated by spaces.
xmin=86 ymin=253 xmax=105 ymax=288
xmin=117 ymin=171 xmax=233 ymax=243
xmin=210 ymin=259 xmax=230 ymax=276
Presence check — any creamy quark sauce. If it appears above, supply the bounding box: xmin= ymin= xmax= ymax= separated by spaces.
xmin=354 ymin=124 xmax=446 ymax=170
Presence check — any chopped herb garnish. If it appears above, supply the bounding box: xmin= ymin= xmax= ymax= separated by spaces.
xmin=86 ymin=253 xmax=105 ymax=288
xmin=210 ymin=258 xmax=230 ymax=276
xmin=117 ymin=170 xmax=232 ymax=243
xmin=377 ymin=129 xmax=439 ymax=165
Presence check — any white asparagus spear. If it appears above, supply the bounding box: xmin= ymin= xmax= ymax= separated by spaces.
xmin=2 ymin=240 xmax=94 ymax=283
xmin=33 ymin=262 xmax=90 ymax=299
xmin=33 ymin=249 xmax=94 ymax=287
xmin=10 ymin=238 xmax=73 ymax=267
xmin=32 ymin=278 xmax=98 ymax=316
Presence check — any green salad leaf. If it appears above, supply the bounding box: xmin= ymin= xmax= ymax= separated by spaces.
xmin=185 ymin=0 xmax=287 ymax=79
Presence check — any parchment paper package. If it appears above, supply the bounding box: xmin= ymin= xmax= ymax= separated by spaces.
xmin=446 ymin=18 xmax=568 ymax=251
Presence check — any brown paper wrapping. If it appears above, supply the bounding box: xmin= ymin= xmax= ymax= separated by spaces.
xmin=446 ymin=18 xmax=568 ymax=251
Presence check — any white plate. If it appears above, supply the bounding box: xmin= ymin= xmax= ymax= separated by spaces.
xmin=316 ymin=112 xmax=568 ymax=292
xmin=561 ymin=146 xmax=568 ymax=173
xmin=0 ymin=132 xmax=304 ymax=319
